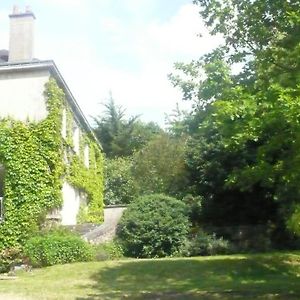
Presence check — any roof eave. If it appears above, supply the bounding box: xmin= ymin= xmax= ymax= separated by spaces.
xmin=0 ymin=60 xmax=102 ymax=150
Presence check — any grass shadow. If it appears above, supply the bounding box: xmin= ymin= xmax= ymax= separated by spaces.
xmin=76 ymin=252 xmax=300 ymax=300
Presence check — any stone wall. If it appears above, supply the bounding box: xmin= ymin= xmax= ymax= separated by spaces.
xmin=83 ymin=205 xmax=127 ymax=243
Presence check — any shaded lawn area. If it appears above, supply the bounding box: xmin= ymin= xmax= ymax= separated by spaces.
xmin=0 ymin=252 xmax=300 ymax=300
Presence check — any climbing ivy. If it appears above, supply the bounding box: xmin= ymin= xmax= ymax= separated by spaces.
xmin=0 ymin=78 xmax=104 ymax=251
xmin=67 ymin=133 xmax=104 ymax=224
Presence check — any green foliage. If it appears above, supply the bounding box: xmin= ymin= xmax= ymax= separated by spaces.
xmin=168 ymin=0 xmax=300 ymax=237
xmin=104 ymin=157 xmax=138 ymax=205
xmin=288 ymin=205 xmax=300 ymax=236
xmin=24 ymin=229 xmax=93 ymax=267
xmin=93 ymin=96 xmax=162 ymax=158
xmin=188 ymin=231 xmax=231 ymax=256
xmin=0 ymin=78 xmax=104 ymax=250
xmin=132 ymin=134 xmax=189 ymax=197
xmin=117 ymin=194 xmax=190 ymax=258
xmin=182 ymin=194 xmax=203 ymax=228
xmin=68 ymin=140 xmax=104 ymax=223
xmin=93 ymin=241 xmax=124 ymax=261
xmin=0 ymin=246 xmax=22 ymax=273
xmin=65 ymin=106 xmax=104 ymax=223
xmin=0 ymin=79 xmax=65 ymax=249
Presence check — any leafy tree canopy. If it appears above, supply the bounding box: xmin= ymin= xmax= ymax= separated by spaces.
xmin=93 ymin=95 xmax=162 ymax=158
xmin=169 ymin=0 xmax=300 ymax=236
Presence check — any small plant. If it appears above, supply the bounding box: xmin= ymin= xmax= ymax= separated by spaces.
xmin=189 ymin=231 xmax=231 ymax=256
xmin=93 ymin=241 xmax=124 ymax=261
xmin=117 ymin=194 xmax=190 ymax=258
xmin=24 ymin=229 xmax=93 ymax=267
xmin=0 ymin=246 xmax=22 ymax=273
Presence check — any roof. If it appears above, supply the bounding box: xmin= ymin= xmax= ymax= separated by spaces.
xmin=0 ymin=59 xmax=102 ymax=150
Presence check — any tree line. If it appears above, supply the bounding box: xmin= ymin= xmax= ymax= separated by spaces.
xmin=93 ymin=0 xmax=300 ymax=252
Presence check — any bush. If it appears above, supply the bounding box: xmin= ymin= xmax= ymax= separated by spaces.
xmin=24 ymin=229 xmax=93 ymax=267
xmin=93 ymin=241 xmax=124 ymax=261
xmin=117 ymin=194 xmax=190 ymax=258
xmin=189 ymin=231 xmax=231 ymax=256
xmin=0 ymin=247 xmax=22 ymax=273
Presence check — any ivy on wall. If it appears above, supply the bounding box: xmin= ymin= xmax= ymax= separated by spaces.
xmin=0 ymin=78 xmax=104 ymax=251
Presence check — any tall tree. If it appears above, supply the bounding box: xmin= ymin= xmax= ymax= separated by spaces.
xmin=93 ymin=96 xmax=162 ymax=158
xmin=170 ymin=0 xmax=300 ymax=236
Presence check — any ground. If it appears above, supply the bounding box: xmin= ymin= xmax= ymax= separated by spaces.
xmin=0 ymin=252 xmax=300 ymax=300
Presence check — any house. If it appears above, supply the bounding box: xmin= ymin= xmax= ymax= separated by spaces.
xmin=0 ymin=7 xmax=104 ymax=249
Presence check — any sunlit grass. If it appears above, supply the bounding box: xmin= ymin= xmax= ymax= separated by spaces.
xmin=0 ymin=252 xmax=299 ymax=299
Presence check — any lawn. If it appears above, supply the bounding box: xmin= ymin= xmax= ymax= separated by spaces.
xmin=0 ymin=252 xmax=300 ymax=300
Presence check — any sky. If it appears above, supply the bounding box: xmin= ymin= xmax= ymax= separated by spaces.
xmin=0 ymin=0 xmax=222 ymax=126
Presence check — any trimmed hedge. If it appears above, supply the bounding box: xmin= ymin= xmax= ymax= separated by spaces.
xmin=24 ymin=229 xmax=93 ymax=267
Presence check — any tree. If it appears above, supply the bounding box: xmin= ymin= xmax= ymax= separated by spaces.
xmin=104 ymin=157 xmax=138 ymax=205
xmin=132 ymin=133 xmax=189 ymax=198
xmin=169 ymin=0 xmax=300 ymax=236
xmin=93 ymin=96 xmax=162 ymax=158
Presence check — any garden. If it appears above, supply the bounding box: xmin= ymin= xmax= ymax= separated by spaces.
xmin=2 ymin=0 xmax=300 ymax=299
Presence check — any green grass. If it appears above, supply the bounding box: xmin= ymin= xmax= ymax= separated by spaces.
xmin=0 ymin=252 xmax=300 ymax=299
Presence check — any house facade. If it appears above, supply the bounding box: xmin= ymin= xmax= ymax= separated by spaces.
xmin=0 ymin=7 xmax=104 ymax=248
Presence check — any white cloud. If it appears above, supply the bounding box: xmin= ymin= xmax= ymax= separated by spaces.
xmin=145 ymin=4 xmax=222 ymax=59
xmin=38 ymin=3 xmax=222 ymax=126
xmin=36 ymin=0 xmax=87 ymax=9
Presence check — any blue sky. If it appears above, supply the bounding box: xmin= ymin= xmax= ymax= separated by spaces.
xmin=0 ymin=0 xmax=222 ymax=125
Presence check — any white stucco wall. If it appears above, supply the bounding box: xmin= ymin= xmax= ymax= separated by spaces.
xmin=61 ymin=181 xmax=81 ymax=225
xmin=0 ymin=69 xmax=49 ymax=121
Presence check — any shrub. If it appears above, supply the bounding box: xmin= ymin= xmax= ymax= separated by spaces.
xmin=93 ymin=241 xmax=124 ymax=261
xmin=0 ymin=247 xmax=22 ymax=273
xmin=189 ymin=231 xmax=231 ymax=256
xmin=117 ymin=194 xmax=190 ymax=258
xmin=24 ymin=229 xmax=93 ymax=267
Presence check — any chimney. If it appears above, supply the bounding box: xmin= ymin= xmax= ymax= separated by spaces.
xmin=8 ymin=6 xmax=36 ymax=62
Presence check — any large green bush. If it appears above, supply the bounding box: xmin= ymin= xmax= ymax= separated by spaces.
xmin=24 ymin=229 xmax=93 ymax=267
xmin=117 ymin=194 xmax=190 ymax=258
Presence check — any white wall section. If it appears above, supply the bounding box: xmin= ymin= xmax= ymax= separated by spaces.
xmin=61 ymin=181 xmax=80 ymax=225
xmin=0 ymin=69 xmax=49 ymax=122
